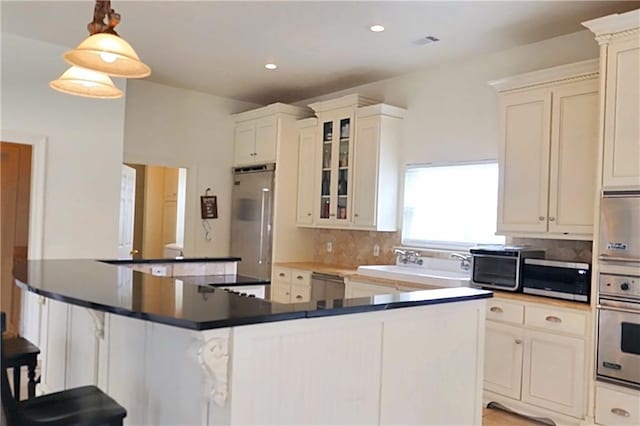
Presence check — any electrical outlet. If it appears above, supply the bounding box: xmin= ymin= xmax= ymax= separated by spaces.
xmin=373 ymin=244 xmax=380 ymax=257
xmin=326 ymin=242 xmax=333 ymax=253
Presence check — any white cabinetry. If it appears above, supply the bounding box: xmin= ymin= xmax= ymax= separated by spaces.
xmin=232 ymin=103 xmax=310 ymax=167
xmin=491 ymin=61 xmax=599 ymax=239
xmin=352 ymin=105 xmax=404 ymax=231
xmin=584 ymin=10 xmax=640 ymax=189
xmin=271 ymin=266 xmax=311 ymax=303
xmin=296 ymin=118 xmax=317 ymax=225
xmin=299 ymin=94 xmax=405 ymax=230
xmin=345 ymin=279 xmax=397 ymax=298
xmin=483 ymin=297 xmax=589 ymax=420
xmin=595 ymin=383 xmax=640 ymax=426
xmin=233 ymin=117 xmax=277 ymax=166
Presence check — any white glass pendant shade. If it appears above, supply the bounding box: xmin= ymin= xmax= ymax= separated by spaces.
xmin=49 ymin=66 xmax=123 ymax=99
xmin=64 ymin=33 xmax=151 ymax=78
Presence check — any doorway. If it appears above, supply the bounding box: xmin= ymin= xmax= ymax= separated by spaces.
xmin=1 ymin=142 xmax=32 ymax=336
xmin=121 ymin=164 xmax=187 ymax=259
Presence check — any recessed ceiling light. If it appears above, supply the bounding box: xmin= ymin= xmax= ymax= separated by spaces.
xmin=370 ymin=25 xmax=385 ymax=32
xmin=265 ymin=63 xmax=278 ymax=70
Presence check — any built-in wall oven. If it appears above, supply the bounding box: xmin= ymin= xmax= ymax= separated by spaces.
xmin=596 ymin=273 xmax=640 ymax=389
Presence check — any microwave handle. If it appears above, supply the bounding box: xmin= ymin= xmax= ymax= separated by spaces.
xmin=599 ymin=254 xmax=640 ymax=263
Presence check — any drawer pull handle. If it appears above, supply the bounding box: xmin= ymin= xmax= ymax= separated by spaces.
xmin=490 ymin=307 xmax=504 ymax=313
xmin=297 ymin=275 xmax=304 ymax=280
xmin=296 ymin=295 xmax=303 ymax=300
xmin=515 ymin=339 xmax=522 ymax=344
xmin=279 ymin=273 xmax=285 ymax=277
xmin=545 ymin=315 xmax=562 ymax=323
xmin=611 ymin=408 xmax=630 ymax=417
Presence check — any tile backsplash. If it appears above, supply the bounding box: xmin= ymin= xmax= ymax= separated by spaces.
xmin=508 ymin=237 xmax=593 ymax=263
xmin=313 ymin=229 xmax=400 ymax=267
xmin=311 ymin=229 xmax=593 ymax=267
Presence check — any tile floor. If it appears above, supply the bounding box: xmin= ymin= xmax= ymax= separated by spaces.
xmin=483 ymin=407 xmax=549 ymax=426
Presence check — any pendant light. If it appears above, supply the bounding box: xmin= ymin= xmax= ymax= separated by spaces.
xmin=65 ymin=0 xmax=150 ymax=78
xmin=49 ymin=66 xmax=123 ymax=99
xmin=50 ymin=0 xmax=150 ymax=99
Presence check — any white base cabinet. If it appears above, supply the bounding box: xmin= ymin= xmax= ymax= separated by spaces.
xmin=271 ymin=266 xmax=311 ymax=303
xmin=483 ymin=297 xmax=590 ymax=421
xmin=595 ymin=382 xmax=640 ymax=426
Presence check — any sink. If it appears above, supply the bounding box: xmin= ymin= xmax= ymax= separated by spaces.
xmin=356 ymin=259 xmax=471 ymax=288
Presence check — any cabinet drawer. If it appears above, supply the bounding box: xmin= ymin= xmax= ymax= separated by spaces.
xmin=273 ymin=267 xmax=292 ymax=283
xmin=291 ymin=269 xmax=311 ymax=286
xmin=291 ymin=282 xmax=311 ymax=303
xmin=596 ymin=385 xmax=640 ymax=426
xmin=486 ymin=300 xmax=524 ymax=324
xmin=524 ymin=305 xmax=586 ymax=336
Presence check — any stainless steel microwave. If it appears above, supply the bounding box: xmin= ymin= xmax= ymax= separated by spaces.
xmin=470 ymin=246 xmax=545 ymax=291
xmin=522 ymin=259 xmax=591 ymax=302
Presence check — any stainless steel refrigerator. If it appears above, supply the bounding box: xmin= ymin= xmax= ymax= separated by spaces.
xmin=230 ymin=164 xmax=275 ymax=280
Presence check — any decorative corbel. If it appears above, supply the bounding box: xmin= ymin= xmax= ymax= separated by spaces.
xmin=197 ymin=337 xmax=229 ymax=407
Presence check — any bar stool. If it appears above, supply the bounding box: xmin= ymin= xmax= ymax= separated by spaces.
xmin=1 ymin=312 xmax=127 ymax=425
xmin=2 ymin=334 xmax=40 ymax=400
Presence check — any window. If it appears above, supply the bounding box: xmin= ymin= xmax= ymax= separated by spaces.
xmin=402 ymin=162 xmax=505 ymax=249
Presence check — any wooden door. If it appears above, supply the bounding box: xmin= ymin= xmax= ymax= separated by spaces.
xmin=296 ymin=125 xmax=316 ymax=225
xmin=497 ymin=89 xmax=552 ymax=233
xmin=521 ymin=329 xmax=585 ymax=418
xmin=353 ymin=114 xmax=380 ymax=228
xmin=1 ymin=142 xmax=31 ymax=336
xmin=483 ymin=321 xmax=524 ymax=399
xmin=117 ymin=165 xmax=136 ymax=259
xmin=603 ymin=36 xmax=640 ymax=188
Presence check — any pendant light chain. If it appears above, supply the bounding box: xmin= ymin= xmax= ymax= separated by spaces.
xmin=88 ymin=0 xmax=120 ymax=36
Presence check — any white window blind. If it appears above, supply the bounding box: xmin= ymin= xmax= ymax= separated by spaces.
xmin=402 ymin=162 xmax=505 ymax=248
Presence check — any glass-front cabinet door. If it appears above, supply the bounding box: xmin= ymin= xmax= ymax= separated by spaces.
xmin=318 ymin=110 xmax=353 ymax=224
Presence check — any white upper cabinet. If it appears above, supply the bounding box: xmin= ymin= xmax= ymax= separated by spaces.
xmin=232 ymin=103 xmax=310 ymax=167
xmin=584 ymin=10 xmax=640 ymax=189
xmin=353 ymin=105 xmax=404 ymax=231
xmin=298 ymin=94 xmax=406 ymax=231
xmin=491 ymin=60 xmax=600 ymax=239
xmin=296 ymin=118 xmax=317 ymax=225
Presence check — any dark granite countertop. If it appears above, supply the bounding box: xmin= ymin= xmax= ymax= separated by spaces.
xmin=14 ymin=259 xmax=493 ymax=331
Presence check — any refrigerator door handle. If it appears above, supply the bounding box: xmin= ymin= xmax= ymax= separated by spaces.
xmin=258 ymin=189 xmax=266 ymax=264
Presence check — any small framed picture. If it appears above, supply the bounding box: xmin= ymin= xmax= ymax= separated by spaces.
xmin=200 ymin=195 xmax=218 ymax=219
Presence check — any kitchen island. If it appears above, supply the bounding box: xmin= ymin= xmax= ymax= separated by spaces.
xmin=15 ymin=258 xmax=492 ymax=426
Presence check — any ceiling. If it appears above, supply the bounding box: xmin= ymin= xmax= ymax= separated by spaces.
xmin=2 ymin=1 xmax=639 ymax=104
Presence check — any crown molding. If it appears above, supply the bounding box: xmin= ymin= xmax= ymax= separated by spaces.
xmin=296 ymin=117 xmax=318 ymax=128
xmin=233 ymin=103 xmax=312 ymax=122
xmin=488 ymin=59 xmax=599 ymax=92
xmin=308 ymin=94 xmax=379 ymax=113
xmin=356 ymin=103 xmax=407 ymax=119
xmin=582 ymin=9 xmax=640 ymax=37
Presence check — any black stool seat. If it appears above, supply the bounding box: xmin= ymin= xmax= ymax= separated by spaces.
xmin=2 ymin=335 xmax=40 ymax=400
xmin=19 ymin=385 xmax=127 ymax=426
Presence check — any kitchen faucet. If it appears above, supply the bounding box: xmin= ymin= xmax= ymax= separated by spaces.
xmin=450 ymin=253 xmax=471 ymax=271
xmin=394 ymin=248 xmax=423 ymax=265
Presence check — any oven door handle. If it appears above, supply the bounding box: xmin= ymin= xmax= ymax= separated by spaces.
xmin=597 ymin=304 xmax=640 ymax=315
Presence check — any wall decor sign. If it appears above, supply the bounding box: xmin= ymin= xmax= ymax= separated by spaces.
xmin=201 ymin=195 xmax=218 ymax=219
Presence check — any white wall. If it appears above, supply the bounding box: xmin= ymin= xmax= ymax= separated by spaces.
xmin=1 ymin=33 xmax=126 ymax=259
xmin=123 ymin=80 xmax=259 ymax=257
xmin=296 ymin=30 xmax=599 ymax=166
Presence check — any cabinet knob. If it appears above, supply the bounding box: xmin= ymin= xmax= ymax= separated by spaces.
xmin=515 ymin=339 xmax=522 ymax=344
xmin=330 ymin=213 xmax=336 ymax=217
xmin=538 ymin=216 xmax=545 ymax=221
xmin=489 ymin=306 xmax=503 ymax=314
xmin=549 ymin=217 xmax=555 ymax=222
xmin=307 ymin=213 xmax=312 ymax=216
xmin=545 ymin=315 xmax=562 ymax=323
xmin=296 ymin=295 xmax=303 ymax=300
xmin=354 ymin=213 xmax=359 ymax=217
xmin=611 ymin=408 xmax=630 ymax=417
